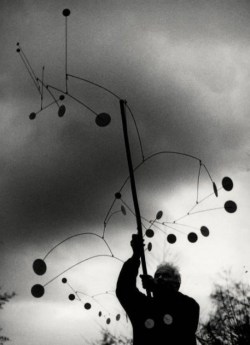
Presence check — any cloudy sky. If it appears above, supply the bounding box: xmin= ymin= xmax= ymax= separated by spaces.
xmin=1 ymin=0 xmax=250 ymax=344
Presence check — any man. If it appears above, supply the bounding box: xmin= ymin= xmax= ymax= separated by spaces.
xmin=116 ymin=234 xmax=200 ymax=345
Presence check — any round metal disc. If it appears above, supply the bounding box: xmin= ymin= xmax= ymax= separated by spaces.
xmin=222 ymin=177 xmax=233 ymax=191
xmin=62 ymin=277 xmax=67 ymax=284
xmin=224 ymin=200 xmax=237 ymax=213
xmin=213 ymin=182 xmax=218 ymax=197
xmin=163 ymin=314 xmax=173 ymax=325
xmin=68 ymin=294 xmax=75 ymax=301
xmin=95 ymin=113 xmax=111 ymax=127
xmin=98 ymin=311 xmax=102 ymax=317
xmin=200 ymin=226 xmax=209 ymax=237
xmin=147 ymin=242 xmax=152 ymax=251
xmin=29 ymin=112 xmax=36 ymax=120
xmin=84 ymin=303 xmax=91 ymax=310
xmin=145 ymin=318 xmax=155 ymax=329
xmin=115 ymin=192 xmax=121 ymax=199
xmin=106 ymin=318 xmax=111 ymax=324
xmin=156 ymin=210 xmax=163 ymax=220
xmin=167 ymin=234 xmax=176 ymax=244
xmin=121 ymin=205 xmax=126 ymax=215
xmin=33 ymin=259 xmax=47 ymax=275
xmin=58 ymin=105 xmax=66 ymax=117
xmin=31 ymin=284 xmax=45 ymax=298
xmin=62 ymin=9 xmax=71 ymax=16
xmin=116 ymin=314 xmax=121 ymax=321
xmin=59 ymin=95 xmax=65 ymax=101
xmin=188 ymin=232 xmax=198 ymax=243
xmin=145 ymin=229 xmax=154 ymax=238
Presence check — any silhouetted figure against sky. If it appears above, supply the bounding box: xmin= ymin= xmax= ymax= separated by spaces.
xmin=116 ymin=234 xmax=200 ymax=345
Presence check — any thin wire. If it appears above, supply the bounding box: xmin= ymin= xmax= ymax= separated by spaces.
xmin=43 ymin=254 xmax=124 ymax=287
xmin=201 ymin=162 xmax=214 ymax=183
xmin=121 ymin=198 xmax=148 ymax=230
xmin=47 ymin=84 xmax=98 ymax=116
xmin=169 ymin=222 xmax=199 ymax=230
xmin=67 ymin=281 xmax=81 ymax=301
xmin=161 ymin=223 xmax=186 ymax=235
xmin=67 ymin=74 xmax=121 ymax=100
xmin=197 ymin=160 xmax=202 ymax=203
xmin=125 ymin=103 xmax=145 ymax=161
xmin=103 ymin=199 xmax=117 ymax=226
xmin=76 ymin=291 xmax=109 ymax=312
xmin=189 ymin=207 xmax=223 ymax=215
xmin=41 ymin=66 xmax=45 ymax=110
xmin=173 ymin=213 xmax=189 ymax=223
xmin=105 ymin=210 xmax=122 ymax=226
xmin=91 ymin=291 xmax=119 ymax=314
xmin=43 ymin=232 xmax=113 ymax=260
xmin=186 ymin=203 xmax=199 ymax=214
xmin=102 ymin=151 xmax=214 ymax=230
xmin=91 ymin=290 xmax=116 ymax=298
xmin=163 ymin=186 xmax=223 ymax=225
xmin=35 ymin=99 xmax=58 ymax=115
xmin=19 ymin=47 xmax=40 ymax=90
xmin=65 ymin=16 xmax=68 ymax=93
xmin=66 ymin=76 xmax=145 ymax=163
xmin=18 ymin=52 xmax=41 ymax=95
xmin=118 ymin=151 xmax=213 ymax=193
xmin=37 ymin=79 xmax=59 ymax=106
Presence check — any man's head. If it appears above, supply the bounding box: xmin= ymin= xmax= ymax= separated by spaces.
xmin=154 ymin=262 xmax=181 ymax=293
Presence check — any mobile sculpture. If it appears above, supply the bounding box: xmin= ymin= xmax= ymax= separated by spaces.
xmin=17 ymin=9 xmax=237 ymax=326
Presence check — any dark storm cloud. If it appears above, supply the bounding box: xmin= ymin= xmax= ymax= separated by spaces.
xmin=1 ymin=0 xmax=250 ymax=248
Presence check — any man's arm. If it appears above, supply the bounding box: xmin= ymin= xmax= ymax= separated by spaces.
xmin=116 ymin=235 xmax=143 ymax=310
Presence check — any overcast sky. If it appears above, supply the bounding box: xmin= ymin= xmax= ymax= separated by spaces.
xmin=1 ymin=1 xmax=250 ymax=344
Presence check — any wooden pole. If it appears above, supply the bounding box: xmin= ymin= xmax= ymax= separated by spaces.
xmin=119 ymin=99 xmax=151 ymax=298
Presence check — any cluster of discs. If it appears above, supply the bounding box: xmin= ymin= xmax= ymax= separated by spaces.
xmin=144 ymin=177 xmax=236 ymax=245
xmin=27 ymin=91 xmax=111 ymax=126
xmin=31 ymin=259 xmax=47 ymax=298
xmin=62 ymin=278 xmax=121 ymax=325
xmin=31 ymin=261 xmax=121 ymax=325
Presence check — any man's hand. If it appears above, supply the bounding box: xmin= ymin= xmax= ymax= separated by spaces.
xmin=140 ymin=274 xmax=155 ymax=292
xmin=130 ymin=234 xmax=144 ymax=258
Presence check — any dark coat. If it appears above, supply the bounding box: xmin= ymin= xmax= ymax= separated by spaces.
xmin=116 ymin=256 xmax=200 ymax=345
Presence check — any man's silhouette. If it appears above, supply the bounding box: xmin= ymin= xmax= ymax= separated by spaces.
xmin=116 ymin=234 xmax=199 ymax=345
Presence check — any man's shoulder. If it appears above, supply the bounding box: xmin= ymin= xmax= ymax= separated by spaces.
xmin=177 ymin=291 xmax=199 ymax=308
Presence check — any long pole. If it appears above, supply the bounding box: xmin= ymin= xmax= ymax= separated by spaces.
xmin=119 ymin=100 xmax=151 ymax=298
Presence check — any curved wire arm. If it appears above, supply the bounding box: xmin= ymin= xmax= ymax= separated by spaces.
xmin=34 ymin=77 xmax=98 ymax=118
xmin=67 ymin=74 xmax=121 ymax=100
xmin=43 ymin=232 xmax=114 ymax=260
xmin=116 ymin=182 xmax=223 ymax=240
xmin=125 ymin=103 xmax=145 ymax=161
xmin=75 ymin=291 xmax=110 ymax=313
xmin=76 ymin=290 xmax=125 ymax=320
xmin=103 ymin=151 xmax=215 ymax=229
xmin=43 ymin=254 xmax=124 ymax=287
xmin=67 ymin=75 xmax=145 ymax=162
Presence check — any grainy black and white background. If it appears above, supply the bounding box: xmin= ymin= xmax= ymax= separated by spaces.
xmin=0 ymin=1 xmax=249 ymax=344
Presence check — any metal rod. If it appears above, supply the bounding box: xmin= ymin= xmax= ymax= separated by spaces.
xmin=119 ymin=99 xmax=151 ymax=298
xmin=65 ymin=15 xmax=68 ymax=93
